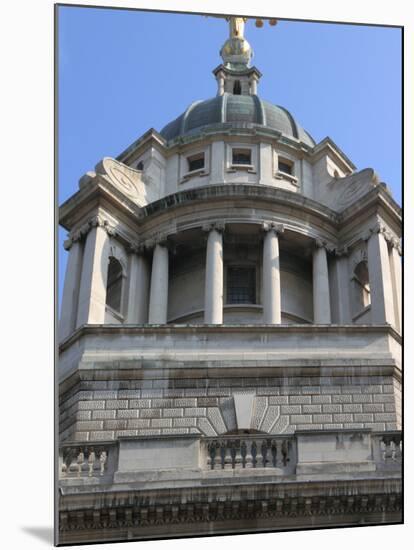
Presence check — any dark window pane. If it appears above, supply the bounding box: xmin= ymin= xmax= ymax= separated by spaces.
xmin=106 ymin=257 xmax=123 ymax=313
xmin=233 ymin=80 xmax=241 ymax=95
xmin=227 ymin=266 xmax=256 ymax=304
xmin=278 ymin=160 xmax=293 ymax=174
xmin=188 ymin=154 xmax=204 ymax=172
xmin=232 ymin=149 xmax=251 ymax=165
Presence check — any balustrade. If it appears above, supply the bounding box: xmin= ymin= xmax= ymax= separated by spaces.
xmin=373 ymin=431 xmax=402 ymax=465
xmin=205 ymin=435 xmax=294 ymax=471
xmin=60 ymin=444 xmax=113 ymax=479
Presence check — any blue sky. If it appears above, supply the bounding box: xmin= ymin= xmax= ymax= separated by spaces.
xmin=58 ymin=6 xmax=402 ymax=306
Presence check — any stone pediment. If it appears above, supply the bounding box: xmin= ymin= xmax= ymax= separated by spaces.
xmin=79 ymin=157 xmax=158 ymax=207
xmin=320 ymin=168 xmax=380 ymax=212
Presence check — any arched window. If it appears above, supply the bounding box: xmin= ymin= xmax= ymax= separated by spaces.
xmin=233 ymin=80 xmax=241 ymax=95
xmin=137 ymin=161 xmax=144 ymax=171
xmin=106 ymin=257 xmax=123 ymax=313
xmin=353 ymin=261 xmax=370 ymax=309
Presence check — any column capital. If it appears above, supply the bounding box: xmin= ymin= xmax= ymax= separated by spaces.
xmin=333 ymin=245 xmax=349 ymax=257
xmin=262 ymin=222 xmax=284 ymax=235
xmin=64 ymin=224 xmax=89 ymax=250
xmin=390 ymin=237 xmax=402 ymax=255
xmin=369 ymin=220 xmax=387 ymax=236
xmin=144 ymin=234 xmax=172 ymax=251
xmin=202 ymin=222 xmax=225 ymax=234
xmin=314 ymin=238 xmax=327 ymax=250
xmin=128 ymin=242 xmax=146 ymax=255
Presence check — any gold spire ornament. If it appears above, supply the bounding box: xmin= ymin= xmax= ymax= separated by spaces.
xmin=206 ymin=15 xmax=279 ymax=70
xmin=228 ymin=16 xmax=247 ymax=38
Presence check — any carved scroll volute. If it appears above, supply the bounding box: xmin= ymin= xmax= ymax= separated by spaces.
xmin=90 ymin=157 xmax=158 ymax=206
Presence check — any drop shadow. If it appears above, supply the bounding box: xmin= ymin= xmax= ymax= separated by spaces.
xmin=21 ymin=526 xmax=54 ymax=545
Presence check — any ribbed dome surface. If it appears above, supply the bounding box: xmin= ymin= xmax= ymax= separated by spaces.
xmin=160 ymin=93 xmax=315 ymax=147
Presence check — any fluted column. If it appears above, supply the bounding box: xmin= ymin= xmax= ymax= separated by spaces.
xmin=126 ymin=246 xmax=150 ymax=323
xmin=204 ymin=223 xmax=224 ymax=324
xmin=367 ymin=226 xmax=395 ymax=324
xmin=76 ymin=219 xmax=112 ymax=327
xmin=148 ymin=243 xmax=169 ymax=324
xmin=312 ymin=239 xmax=331 ymax=324
xmin=262 ymin=223 xmax=283 ymax=324
xmin=59 ymin=236 xmax=84 ymax=341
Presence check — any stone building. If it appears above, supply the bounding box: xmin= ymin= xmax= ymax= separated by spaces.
xmin=57 ymin=16 xmax=402 ymax=545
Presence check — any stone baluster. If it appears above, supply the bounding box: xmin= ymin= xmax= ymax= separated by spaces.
xmin=148 ymin=240 xmax=169 ymax=324
xmin=203 ymin=223 xmax=224 ymax=324
xmin=88 ymin=451 xmax=96 ymax=477
xmin=262 ymin=223 xmax=283 ymax=324
xmin=76 ymin=450 xmax=85 ymax=478
xmin=312 ymin=239 xmax=331 ymax=324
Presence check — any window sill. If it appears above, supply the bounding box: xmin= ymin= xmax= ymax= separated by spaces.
xmin=227 ymin=164 xmax=256 ymax=173
xmin=352 ymin=304 xmax=371 ymax=321
xmin=180 ymin=168 xmax=209 ymax=182
xmin=105 ymin=305 xmax=125 ymax=322
xmin=275 ymin=171 xmax=298 ymax=185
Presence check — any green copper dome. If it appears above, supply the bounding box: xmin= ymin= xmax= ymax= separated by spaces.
xmin=160 ymin=93 xmax=315 ymax=147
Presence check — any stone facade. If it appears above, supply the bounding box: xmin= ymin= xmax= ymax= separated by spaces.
xmin=57 ymin=16 xmax=402 ymax=545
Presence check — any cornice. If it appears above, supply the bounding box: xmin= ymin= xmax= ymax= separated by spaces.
xmin=116 ymin=128 xmax=167 ymax=164
xmin=58 ymin=323 xmax=402 ymax=355
xmin=139 ymin=184 xmax=340 ymax=224
xmin=58 ymin=478 xmax=401 ymax=537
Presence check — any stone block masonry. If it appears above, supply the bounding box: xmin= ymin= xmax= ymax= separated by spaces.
xmin=59 ymin=371 xmax=400 ymax=442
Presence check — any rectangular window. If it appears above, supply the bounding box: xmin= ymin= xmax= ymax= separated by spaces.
xmin=227 ymin=266 xmax=256 ymax=304
xmin=187 ymin=153 xmax=205 ymax=172
xmin=278 ymin=158 xmax=293 ymax=175
xmin=232 ymin=148 xmax=252 ymax=166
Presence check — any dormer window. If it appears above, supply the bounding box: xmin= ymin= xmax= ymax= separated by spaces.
xmin=278 ymin=158 xmax=294 ymax=175
xmin=187 ymin=153 xmax=205 ymax=173
xmin=137 ymin=161 xmax=144 ymax=170
xmin=232 ymin=148 xmax=251 ymax=166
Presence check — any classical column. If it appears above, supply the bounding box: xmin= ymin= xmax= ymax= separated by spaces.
xmin=76 ymin=218 xmax=111 ymax=327
xmin=312 ymin=239 xmax=331 ymax=324
xmin=389 ymin=240 xmax=402 ymax=332
xmin=59 ymin=236 xmax=84 ymax=341
xmin=330 ymin=248 xmax=352 ymax=324
xmin=148 ymin=242 xmax=169 ymax=324
xmin=262 ymin=223 xmax=283 ymax=324
xmin=367 ymin=226 xmax=395 ymax=324
xmin=126 ymin=246 xmax=150 ymax=323
xmin=204 ymin=224 xmax=224 ymax=324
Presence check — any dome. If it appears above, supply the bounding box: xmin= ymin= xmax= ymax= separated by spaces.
xmin=160 ymin=93 xmax=315 ymax=148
